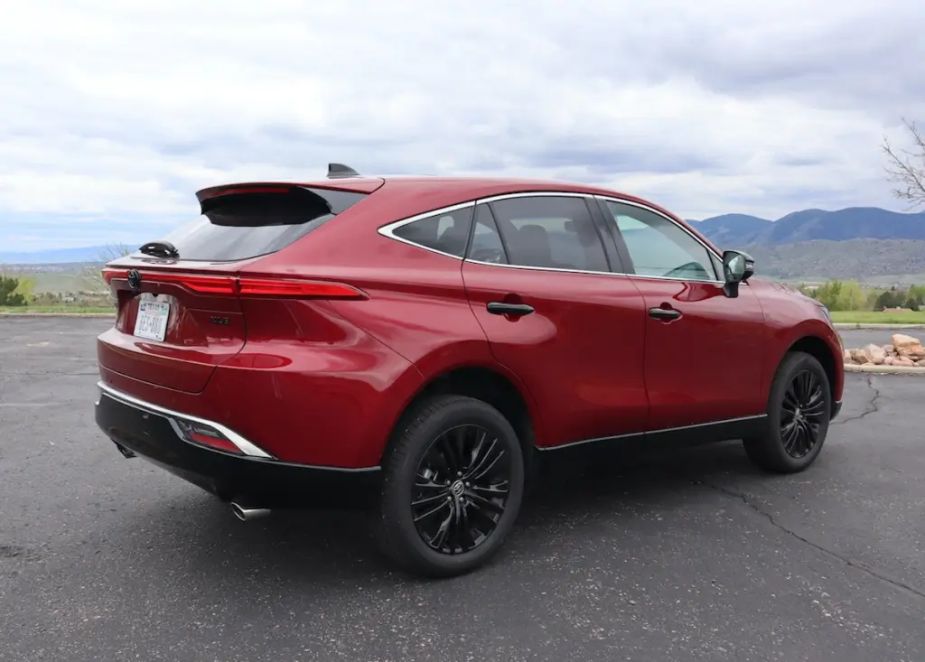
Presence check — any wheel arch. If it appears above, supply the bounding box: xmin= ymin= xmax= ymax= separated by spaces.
xmin=381 ymin=364 xmax=538 ymax=465
xmin=785 ymin=335 xmax=841 ymax=415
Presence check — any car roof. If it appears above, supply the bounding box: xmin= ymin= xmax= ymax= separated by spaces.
xmin=195 ymin=176 xmax=686 ymax=230
xmin=307 ymin=176 xmax=626 ymax=198
xmin=201 ymin=176 xmax=637 ymax=201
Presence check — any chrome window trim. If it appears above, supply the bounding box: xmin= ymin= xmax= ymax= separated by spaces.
xmin=376 ymin=193 xmax=590 ymax=260
xmin=537 ymin=413 xmax=768 ymax=452
xmin=464 ymin=257 xmax=727 ymax=285
xmin=465 ymin=257 xmax=617 ymax=277
xmin=477 ymin=191 xmax=590 ymax=203
xmin=376 ymin=191 xmax=727 ymax=285
xmin=377 ymin=201 xmax=475 ymax=260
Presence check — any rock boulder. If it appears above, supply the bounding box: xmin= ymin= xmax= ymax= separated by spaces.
xmin=892 ymin=334 xmax=925 ymax=360
xmin=850 ymin=348 xmax=870 ymax=364
xmin=862 ymin=343 xmax=886 ymax=364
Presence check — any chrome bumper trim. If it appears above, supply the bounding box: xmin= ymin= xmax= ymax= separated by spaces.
xmin=96 ymin=381 xmax=273 ymax=459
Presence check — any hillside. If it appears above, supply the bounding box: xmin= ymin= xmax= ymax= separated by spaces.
xmin=746 ymin=239 xmax=925 ymax=284
xmin=689 ymin=213 xmax=771 ymax=245
xmin=0 ymin=262 xmax=98 ymax=294
xmin=694 ymin=207 xmax=925 ymax=245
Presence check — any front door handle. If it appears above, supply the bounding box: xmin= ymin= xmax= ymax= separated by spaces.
xmin=487 ymin=302 xmax=535 ymax=317
xmin=648 ymin=306 xmax=681 ymax=321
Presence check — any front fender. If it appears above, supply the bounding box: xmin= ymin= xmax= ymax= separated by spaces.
xmin=765 ymin=317 xmax=844 ymax=409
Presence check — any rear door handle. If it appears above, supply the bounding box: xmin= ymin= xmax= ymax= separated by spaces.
xmin=648 ymin=306 xmax=681 ymax=321
xmin=487 ymin=302 xmax=535 ymax=317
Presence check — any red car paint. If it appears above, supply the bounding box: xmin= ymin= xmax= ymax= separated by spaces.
xmin=97 ymin=177 xmax=844 ymax=468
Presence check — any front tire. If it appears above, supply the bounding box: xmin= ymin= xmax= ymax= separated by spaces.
xmin=744 ymin=351 xmax=831 ymax=473
xmin=375 ymin=395 xmax=525 ymax=577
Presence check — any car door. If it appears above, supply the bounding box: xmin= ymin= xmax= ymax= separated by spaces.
xmin=462 ymin=194 xmax=649 ymax=448
xmin=597 ymin=198 xmax=767 ymax=430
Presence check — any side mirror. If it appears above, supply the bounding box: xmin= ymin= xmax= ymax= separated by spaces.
xmin=722 ymin=250 xmax=755 ymax=298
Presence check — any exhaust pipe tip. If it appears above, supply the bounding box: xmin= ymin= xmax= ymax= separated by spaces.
xmin=114 ymin=443 xmax=136 ymax=459
xmin=230 ymin=502 xmax=271 ymax=522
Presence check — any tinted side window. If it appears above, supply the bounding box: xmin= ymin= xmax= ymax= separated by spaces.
xmin=392 ymin=206 xmax=474 ymax=257
xmin=489 ymin=196 xmax=609 ymax=271
xmin=603 ymin=201 xmax=718 ymax=281
xmin=468 ymin=205 xmax=508 ymax=264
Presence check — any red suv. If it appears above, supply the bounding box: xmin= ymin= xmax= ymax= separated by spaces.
xmin=96 ymin=166 xmax=843 ymax=576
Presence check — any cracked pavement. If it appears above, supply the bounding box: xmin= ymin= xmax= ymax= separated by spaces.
xmin=1 ymin=318 xmax=923 ymax=661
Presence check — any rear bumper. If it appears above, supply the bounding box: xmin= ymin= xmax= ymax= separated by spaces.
xmin=95 ymin=384 xmax=380 ymax=508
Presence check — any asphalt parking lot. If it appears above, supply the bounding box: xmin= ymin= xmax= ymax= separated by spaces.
xmin=1 ymin=318 xmax=922 ymax=661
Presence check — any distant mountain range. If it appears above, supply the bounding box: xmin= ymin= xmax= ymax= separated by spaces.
xmin=691 ymin=207 xmax=925 ymax=246
xmin=3 ymin=207 xmax=925 ymax=278
xmin=687 ymin=207 xmax=925 ymax=284
xmin=0 ymin=245 xmax=111 ymax=265
xmin=745 ymin=239 xmax=925 ymax=284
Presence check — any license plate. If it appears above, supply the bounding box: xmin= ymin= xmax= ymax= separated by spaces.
xmin=134 ymin=300 xmax=170 ymax=341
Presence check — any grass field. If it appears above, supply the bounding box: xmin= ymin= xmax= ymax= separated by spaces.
xmin=0 ymin=305 xmax=114 ymax=315
xmin=830 ymin=310 xmax=925 ymax=324
xmin=1 ymin=263 xmax=99 ymax=294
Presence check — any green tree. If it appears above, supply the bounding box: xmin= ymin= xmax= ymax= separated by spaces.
xmin=813 ymin=280 xmax=838 ymax=309
xmin=908 ymin=284 xmax=925 ymax=306
xmin=13 ymin=276 xmax=35 ymax=301
xmin=875 ymin=289 xmax=901 ymax=311
xmin=0 ymin=276 xmax=27 ymax=306
xmin=835 ymin=280 xmax=866 ymax=311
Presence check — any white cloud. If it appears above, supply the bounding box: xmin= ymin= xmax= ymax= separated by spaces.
xmin=1 ymin=0 xmax=923 ymax=250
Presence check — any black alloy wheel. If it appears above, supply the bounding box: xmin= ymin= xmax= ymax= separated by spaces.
xmin=743 ymin=351 xmax=831 ymax=474
xmin=412 ymin=425 xmax=511 ymax=554
xmin=376 ymin=395 xmax=525 ymax=577
xmin=780 ymin=369 xmax=827 ymax=458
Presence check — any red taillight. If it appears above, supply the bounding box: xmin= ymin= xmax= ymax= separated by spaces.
xmin=148 ymin=272 xmax=237 ymax=295
xmin=101 ymin=268 xmax=364 ymax=299
xmin=102 ymin=268 xmax=128 ymax=284
xmin=237 ymin=277 xmax=365 ymax=299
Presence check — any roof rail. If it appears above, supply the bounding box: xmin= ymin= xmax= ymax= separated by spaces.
xmin=327 ymin=163 xmax=360 ymax=179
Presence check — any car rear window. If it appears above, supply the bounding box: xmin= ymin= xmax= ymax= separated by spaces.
xmin=145 ymin=187 xmax=366 ymax=261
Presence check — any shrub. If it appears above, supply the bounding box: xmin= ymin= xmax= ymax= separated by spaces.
xmin=0 ymin=276 xmax=27 ymax=306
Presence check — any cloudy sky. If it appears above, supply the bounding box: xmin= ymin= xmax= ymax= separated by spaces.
xmin=2 ymin=0 xmax=923 ymax=252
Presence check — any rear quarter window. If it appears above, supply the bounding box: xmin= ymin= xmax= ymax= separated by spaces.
xmin=390 ymin=206 xmax=474 ymax=257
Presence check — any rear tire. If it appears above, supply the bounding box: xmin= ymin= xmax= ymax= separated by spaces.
xmin=744 ymin=351 xmax=831 ymax=473
xmin=375 ymin=395 xmax=525 ymax=577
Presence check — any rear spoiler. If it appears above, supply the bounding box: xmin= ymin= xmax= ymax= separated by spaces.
xmin=196 ymin=178 xmax=384 ymax=206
